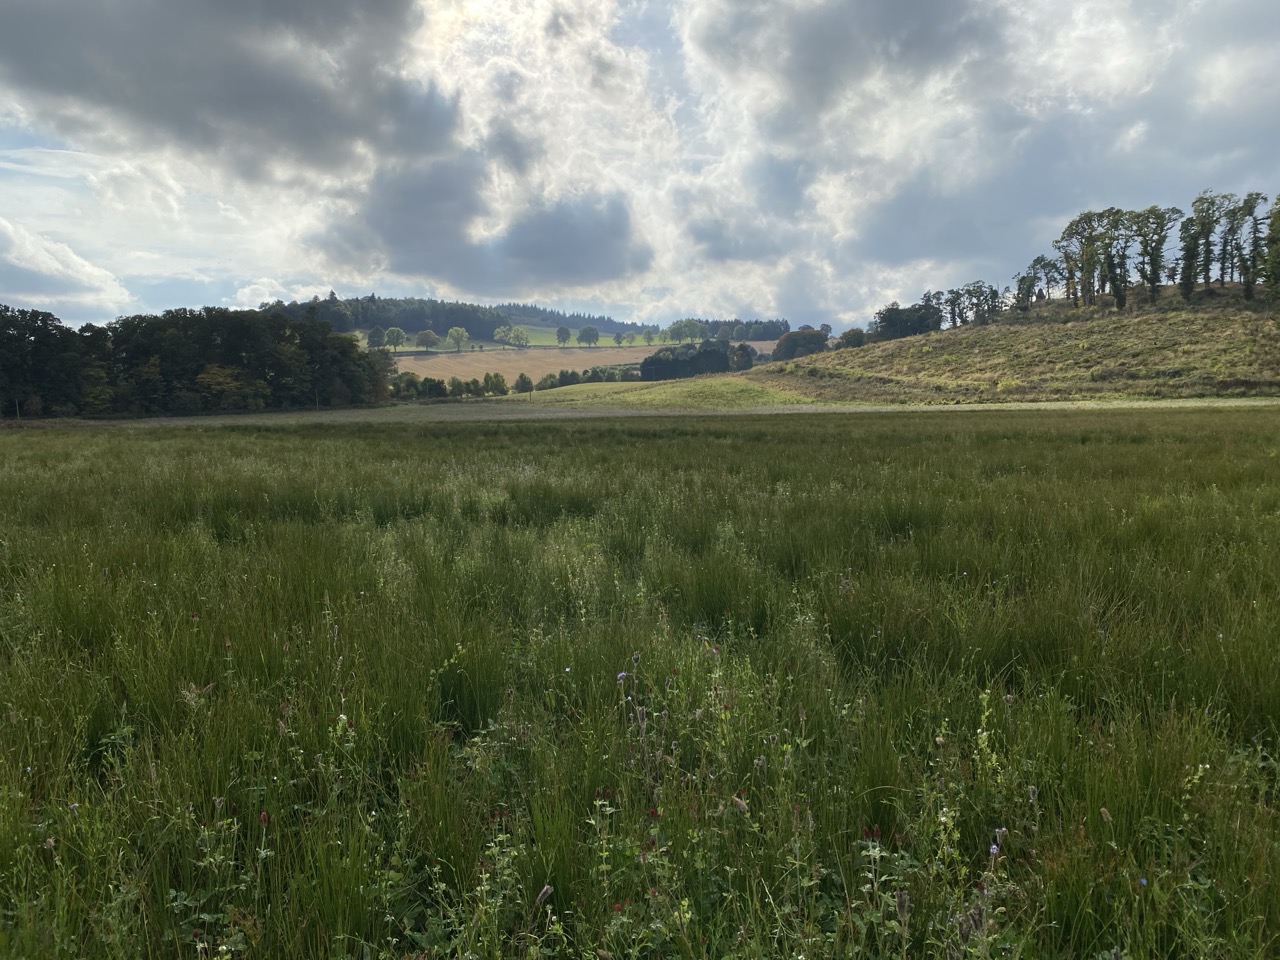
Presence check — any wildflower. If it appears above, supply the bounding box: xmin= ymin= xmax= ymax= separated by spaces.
xmin=648 ymin=806 xmax=659 ymax=819
xmin=1139 ymin=877 xmax=1148 ymax=888
xmin=616 ymin=671 xmax=627 ymax=681
xmin=535 ymin=884 xmax=553 ymax=906
xmin=731 ymin=795 xmax=749 ymax=815
xmin=1100 ymin=807 xmax=1112 ymax=823
xmin=259 ymin=810 xmax=270 ymax=826
xmin=995 ymin=827 xmax=1008 ymax=844
xmin=895 ymin=889 xmax=912 ymax=924
xmin=989 ymin=844 xmax=1000 ymax=857
xmin=613 ymin=902 xmax=622 ymax=911
xmin=632 ymin=651 xmax=640 ymax=665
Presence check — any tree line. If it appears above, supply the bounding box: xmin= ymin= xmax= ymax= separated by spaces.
xmin=857 ymin=188 xmax=1280 ymax=349
xmin=268 ymin=293 xmax=656 ymax=341
xmin=1 ymin=305 xmax=386 ymax=419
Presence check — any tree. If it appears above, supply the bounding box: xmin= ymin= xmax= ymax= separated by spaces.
xmin=624 ymin=331 xmax=636 ymax=345
xmin=1014 ymin=269 xmax=1038 ymax=311
xmin=493 ymin=324 xmax=515 ymax=348
xmin=835 ymin=327 xmax=866 ymax=349
xmin=867 ymin=299 xmax=944 ymax=341
xmin=1235 ymin=192 xmax=1268 ymax=301
xmin=1190 ymin=190 xmax=1229 ymax=289
xmin=1266 ymin=202 xmax=1280 ymax=303
xmin=577 ymin=325 xmax=599 ymax=346
xmin=367 ymin=325 xmax=386 ymax=348
xmin=416 ymin=329 xmax=441 ymax=349
xmin=482 ymin=372 xmax=509 ymax=396
xmin=513 ymin=372 xmax=534 ymax=394
xmin=384 ymin=326 xmax=407 ymax=352
xmin=1178 ymin=218 xmax=1200 ymax=301
xmin=643 ymin=329 xmax=655 ymax=345
xmin=1133 ymin=205 xmax=1183 ymax=303
xmin=772 ymin=328 xmax=829 ymax=360
xmin=556 ymin=326 xmax=571 ymax=346
xmin=1055 ymin=211 xmax=1104 ymax=307
xmin=1100 ymin=208 xmax=1135 ymax=311
xmin=729 ymin=343 xmax=756 ymax=370
xmin=508 ymin=327 xmax=530 ymax=348
xmin=445 ymin=327 xmax=469 ymax=352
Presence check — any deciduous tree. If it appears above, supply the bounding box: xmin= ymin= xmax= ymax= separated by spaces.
xmin=446 ymin=327 xmax=470 ymax=352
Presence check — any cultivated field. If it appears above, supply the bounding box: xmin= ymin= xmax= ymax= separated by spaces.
xmin=395 ymin=341 xmax=777 ymax=385
xmin=2 ymin=409 xmax=1279 ymax=957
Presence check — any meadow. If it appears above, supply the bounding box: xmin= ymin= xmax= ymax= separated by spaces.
xmin=2 ymin=408 xmax=1279 ymax=958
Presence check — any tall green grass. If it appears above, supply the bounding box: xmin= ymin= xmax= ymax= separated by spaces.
xmin=1 ymin=410 xmax=1278 ymax=957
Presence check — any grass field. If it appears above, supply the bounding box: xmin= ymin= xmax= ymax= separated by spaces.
xmin=751 ymin=305 xmax=1280 ymax=404
xmin=3 ymin=409 xmax=1280 ymax=958
xmin=513 ymin=376 xmax=814 ymax=410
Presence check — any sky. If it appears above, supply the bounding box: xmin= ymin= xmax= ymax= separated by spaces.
xmin=1 ymin=0 xmax=1277 ymax=331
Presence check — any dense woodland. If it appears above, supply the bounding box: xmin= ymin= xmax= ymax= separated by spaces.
xmin=0 ymin=306 xmax=386 ymax=419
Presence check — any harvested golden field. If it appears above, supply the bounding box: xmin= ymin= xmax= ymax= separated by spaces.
xmin=395 ymin=341 xmax=777 ymax=383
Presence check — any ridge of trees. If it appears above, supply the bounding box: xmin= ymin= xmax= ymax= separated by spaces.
xmin=1 ymin=305 xmax=386 ymax=419
xmin=854 ymin=187 xmax=1278 ymax=352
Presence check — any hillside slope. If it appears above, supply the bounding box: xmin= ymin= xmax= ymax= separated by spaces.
xmin=748 ymin=305 xmax=1280 ymax=404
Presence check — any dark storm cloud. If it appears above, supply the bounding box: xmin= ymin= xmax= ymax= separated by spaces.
xmin=321 ymin=158 xmax=653 ymax=295
xmin=499 ymin=196 xmax=653 ymax=286
xmin=0 ymin=0 xmax=452 ymax=177
xmin=484 ymin=119 xmax=542 ymax=174
xmin=688 ymin=218 xmax=785 ymax=262
xmin=693 ymin=0 xmax=1002 ymax=116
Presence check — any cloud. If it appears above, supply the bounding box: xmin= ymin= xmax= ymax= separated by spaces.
xmin=0 ymin=217 xmax=131 ymax=313
xmin=0 ymin=0 xmax=1277 ymax=329
xmin=0 ymin=0 xmax=457 ymax=187
xmin=322 ymin=154 xmax=653 ymax=294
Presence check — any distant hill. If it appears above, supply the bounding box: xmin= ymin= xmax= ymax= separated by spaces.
xmin=747 ymin=297 xmax=1280 ymax=404
xmin=270 ymin=293 xmax=650 ymax=338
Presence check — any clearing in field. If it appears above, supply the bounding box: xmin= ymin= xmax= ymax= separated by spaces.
xmin=2 ymin=408 xmax=1278 ymax=958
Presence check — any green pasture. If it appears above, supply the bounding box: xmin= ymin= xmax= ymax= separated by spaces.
xmin=1 ymin=409 xmax=1278 ymax=958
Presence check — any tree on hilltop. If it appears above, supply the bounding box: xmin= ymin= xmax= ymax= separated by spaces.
xmin=556 ymin=326 xmax=571 ymax=346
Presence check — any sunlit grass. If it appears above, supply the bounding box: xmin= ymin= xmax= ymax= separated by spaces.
xmin=523 ymin=376 xmax=813 ymax=409
xmin=1 ymin=409 xmax=1278 ymax=957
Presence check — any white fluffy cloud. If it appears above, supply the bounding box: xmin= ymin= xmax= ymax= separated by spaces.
xmin=0 ymin=0 xmax=1277 ymax=327
xmin=0 ymin=216 xmax=130 ymax=312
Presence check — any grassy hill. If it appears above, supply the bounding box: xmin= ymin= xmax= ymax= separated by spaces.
xmin=750 ymin=298 xmax=1280 ymax=404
